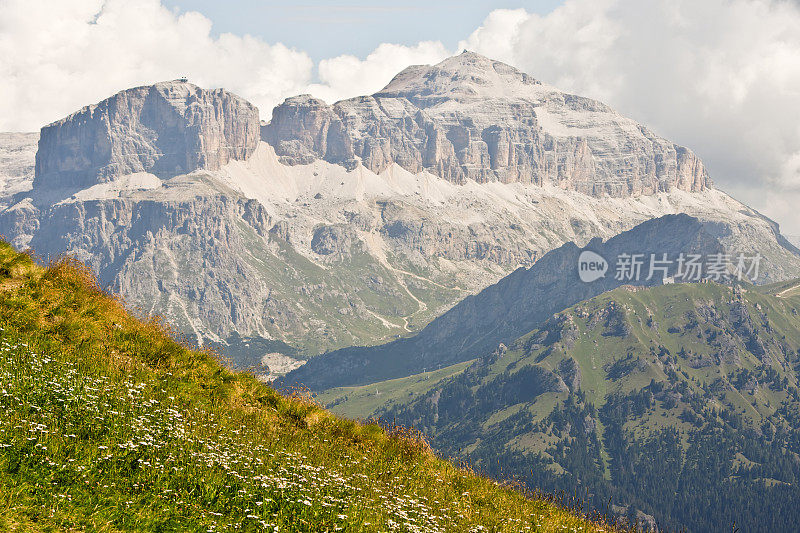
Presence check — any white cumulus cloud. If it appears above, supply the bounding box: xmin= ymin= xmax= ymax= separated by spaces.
xmin=305 ymin=41 xmax=450 ymax=106
xmin=0 ymin=0 xmax=449 ymax=126
xmin=0 ymin=0 xmax=314 ymax=130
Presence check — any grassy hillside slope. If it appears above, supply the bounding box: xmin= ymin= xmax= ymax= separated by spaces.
xmin=0 ymin=241 xmax=606 ymax=532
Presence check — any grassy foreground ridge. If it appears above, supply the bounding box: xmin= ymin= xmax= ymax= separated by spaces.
xmin=0 ymin=241 xmax=608 ymax=532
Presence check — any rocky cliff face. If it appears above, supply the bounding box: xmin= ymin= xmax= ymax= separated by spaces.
xmin=0 ymin=180 xmax=437 ymax=355
xmin=4 ymin=145 xmax=794 ymax=362
xmin=0 ymin=132 xmax=37 ymax=209
xmin=263 ymin=52 xmax=710 ymax=196
xmin=35 ymin=81 xmax=259 ymax=189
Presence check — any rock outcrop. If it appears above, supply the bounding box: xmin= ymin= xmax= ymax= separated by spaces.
xmin=0 ymin=132 xmax=37 ymax=208
xmin=263 ymin=52 xmax=711 ymax=197
xmin=35 ymin=81 xmax=260 ymax=188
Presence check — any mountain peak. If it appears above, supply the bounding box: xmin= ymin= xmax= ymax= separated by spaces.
xmin=35 ymin=81 xmax=259 ymax=188
xmin=376 ymin=51 xmax=542 ymax=100
xmin=267 ymin=52 xmax=710 ymax=196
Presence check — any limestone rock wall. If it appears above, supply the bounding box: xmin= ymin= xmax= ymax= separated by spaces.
xmin=263 ymin=52 xmax=711 ymax=197
xmin=35 ymin=81 xmax=260 ymax=188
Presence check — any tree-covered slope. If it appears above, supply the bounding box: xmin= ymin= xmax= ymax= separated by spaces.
xmin=322 ymin=280 xmax=800 ymax=531
xmin=0 ymin=240 xmax=605 ymax=532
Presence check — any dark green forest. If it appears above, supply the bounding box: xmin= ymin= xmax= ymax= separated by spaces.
xmin=374 ymin=282 xmax=800 ymax=532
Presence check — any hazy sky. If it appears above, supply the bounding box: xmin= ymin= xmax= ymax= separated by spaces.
xmin=2 ymin=0 xmax=800 ymax=234
xmin=160 ymin=1 xmax=565 ymax=63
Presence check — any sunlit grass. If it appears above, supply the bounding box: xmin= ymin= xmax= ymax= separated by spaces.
xmin=0 ymin=241 xmax=611 ymax=532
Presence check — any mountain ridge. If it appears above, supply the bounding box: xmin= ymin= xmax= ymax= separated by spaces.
xmin=280 ymin=214 xmax=728 ymax=391
xmin=339 ymin=278 xmax=800 ymax=532
xmin=35 ymin=80 xmax=260 ymax=188
xmin=1 ymin=52 xmax=798 ymax=366
xmin=265 ymin=51 xmax=711 ymax=196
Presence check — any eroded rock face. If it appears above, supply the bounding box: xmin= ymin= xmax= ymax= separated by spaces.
xmin=0 ymin=133 xmax=37 ymax=207
xmin=35 ymin=81 xmax=260 ymax=188
xmin=261 ymin=95 xmax=352 ymax=166
xmin=264 ymin=52 xmax=711 ymax=197
xmin=311 ymin=225 xmax=356 ymax=256
xmin=9 ymin=193 xmax=332 ymax=346
xmin=281 ymin=214 xmax=727 ymax=390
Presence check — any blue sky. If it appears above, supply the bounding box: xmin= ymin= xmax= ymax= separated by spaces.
xmin=162 ymin=0 xmax=564 ymax=62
